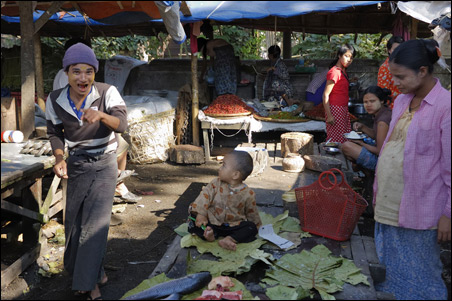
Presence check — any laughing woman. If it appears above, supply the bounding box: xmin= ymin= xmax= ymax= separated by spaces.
xmin=373 ymin=39 xmax=450 ymax=300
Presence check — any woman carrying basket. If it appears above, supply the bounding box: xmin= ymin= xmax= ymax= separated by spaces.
xmin=373 ymin=39 xmax=450 ymax=300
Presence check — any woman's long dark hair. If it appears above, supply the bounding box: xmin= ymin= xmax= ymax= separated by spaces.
xmin=329 ymin=44 xmax=356 ymax=68
xmin=268 ymin=45 xmax=281 ymax=59
xmin=364 ymin=86 xmax=392 ymax=106
xmin=197 ymin=37 xmax=208 ymax=57
xmin=389 ymin=39 xmax=440 ymax=74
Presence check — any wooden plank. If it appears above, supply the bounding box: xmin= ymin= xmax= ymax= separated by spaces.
xmin=1 ymin=200 xmax=45 ymax=223
xmin=148 ymin=235 xmax=182 ymax=278
xmin=340 ymin=240 xmax=352 ymax=260
xmin=1 ymin=187 xmax=14 ymax=200
xmin=361 ymin=236 xmax=379 ymax=264
xmin=29 ymin=178 xmax=42 ymax=210
xmin=40 ymin=175 xmax=62 ymax=215
xmin=203 ymin=129 xmax=211 ymax=162
xmin=350 ymin=234 xmax=372 ymax=277
xmin=33 ymin=1 xmax=65 ymax=34
xmin=1 ymin=244 xmax=41 ymax=290
xmin=46 ymin=200 xmax=63 ymax=220
xmin=361 ymin=235 xmax=387 ymax=284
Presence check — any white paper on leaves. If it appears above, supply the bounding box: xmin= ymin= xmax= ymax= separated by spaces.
xmin=258 ymin=224 xmax=294 ymax=250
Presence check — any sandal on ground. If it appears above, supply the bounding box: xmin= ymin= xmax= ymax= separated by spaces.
xmin=117 ymin=169 xmax=135 ymax=183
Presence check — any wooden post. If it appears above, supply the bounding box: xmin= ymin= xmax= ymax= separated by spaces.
xmin=19 ymin=1 xmax=36 ymax=139
xmin=283 ymin=31 xmax=292 ymax=59
xmin=410 ymin=17 xmax=419 ymax=40
xmin=191 ymin=53 xmax=200 ymax=146
xmin=34 ymin=33 xmax=46 ymax=112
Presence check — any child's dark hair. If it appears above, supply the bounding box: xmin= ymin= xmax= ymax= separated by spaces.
xmin=364 ymin=86 xmax=392 ymax=106
xmin=197 ymin=37 xmax=208 ymax=57
xmin=268 ymin=45 xmax=281 ymax=59
xmin=389 ymin=39 xmax=440 ymax=74
xmin=386 ymin=36 xmax=404 ymax=54
xmin=329 ymin=44 xmax=356 ymax=68
xmin=230 ymin=151 xmax=254 ymax=181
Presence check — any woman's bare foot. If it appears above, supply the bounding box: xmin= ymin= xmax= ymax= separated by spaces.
xmin=218 ymin=236 xmax=237 ymax=251
xmin=204 ymin=226 xmax=215 ymax=242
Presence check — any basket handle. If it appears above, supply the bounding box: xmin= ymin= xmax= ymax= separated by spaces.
xmin=318 ymin=170 xmax=337 ymax=190
xmin=328 ymin=168 xmax=346 ymax=185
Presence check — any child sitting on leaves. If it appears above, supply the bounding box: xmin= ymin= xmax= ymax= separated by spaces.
xmin=188 ymin=151 xmax=262 ymax=251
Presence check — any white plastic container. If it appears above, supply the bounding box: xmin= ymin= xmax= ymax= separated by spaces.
xmin=1 ymin=130 xmax=24 ymax=143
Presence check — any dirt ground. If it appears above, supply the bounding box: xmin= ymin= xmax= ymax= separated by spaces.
xmin=1 ymin=131 xmax=451 ymax=300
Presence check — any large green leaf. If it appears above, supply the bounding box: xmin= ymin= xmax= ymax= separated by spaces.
xmin=261 ymin=245 xmax=369 ymax=300
xmin=266 ymin=285 xmax=299 ymax=300
xmin=120 ymin=273 xmax=171 ymax=300
xmin=182 ymin=235 xmax=273 ymax=276
xmin=174 ymin=223 xmax=189 ymax=237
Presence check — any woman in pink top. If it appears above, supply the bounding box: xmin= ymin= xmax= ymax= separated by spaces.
xmin=373 ymin=39 xmax=450 ymax=300
xmin=323 ymin=44 xmax=356 ymax=143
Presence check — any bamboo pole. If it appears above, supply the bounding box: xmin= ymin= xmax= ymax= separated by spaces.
xmin=191 ymin=53 xmax=200 ymax=146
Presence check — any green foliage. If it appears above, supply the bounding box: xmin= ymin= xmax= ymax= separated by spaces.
xmin=292 ymin=33 xmax=390 ymax=62
xmin=40 ymin=35 xmax=168 ymax=62
xmin=214 ymin=26 xmax=266 ymax=59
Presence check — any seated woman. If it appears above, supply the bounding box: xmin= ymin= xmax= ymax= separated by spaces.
xmin=342 ymin=86 xmax=392 ymax=171
xmin=263 ymin=45 xmax=295 ymax=105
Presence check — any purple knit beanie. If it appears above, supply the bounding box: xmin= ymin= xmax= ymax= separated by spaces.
xmin=63 ymin=42 xmax=99 ymax=72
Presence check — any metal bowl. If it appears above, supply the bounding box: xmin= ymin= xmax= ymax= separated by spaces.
xmin=324 ymin=147 xmax=341 ymax=155
xmin=325 ymin=142 xmax=339 ymax=148
xmin=353 ymin=103 xmax=367 ymax=114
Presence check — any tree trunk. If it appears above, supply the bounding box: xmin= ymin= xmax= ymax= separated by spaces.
xmin=280 ymin=132 xmax=313 ymax=158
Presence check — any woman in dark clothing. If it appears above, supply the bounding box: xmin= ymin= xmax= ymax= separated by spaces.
xmin=263 ymin=45 xmax=293 ymax=104
xmin=198 ymin=37 xmax=237 ymax=95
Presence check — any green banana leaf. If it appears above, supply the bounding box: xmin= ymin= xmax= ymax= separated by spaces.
xmin=182 ymin=235 xmax=273 ymax=276
xmin=120 ymin=272 xmax=171 ymax=300
xmin=261 ymin=245 xmax=369 ymax=300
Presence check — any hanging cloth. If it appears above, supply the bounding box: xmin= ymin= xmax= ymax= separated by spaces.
xmin=190 ymin=23 xmax=198 ymax=54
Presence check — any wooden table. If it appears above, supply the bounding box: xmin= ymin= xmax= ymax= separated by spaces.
xmin=1 ymin=142 xmax=65 ymax=289
xmin=200 ymin=118 xmax=325 ymax=162
xmin=201 ymin=120 xmax=251 ymax=161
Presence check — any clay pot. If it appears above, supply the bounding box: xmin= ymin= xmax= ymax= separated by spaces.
xmin=282 ymin=153 xmax=305 ymax=173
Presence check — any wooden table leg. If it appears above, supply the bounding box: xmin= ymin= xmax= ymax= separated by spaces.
xmin=203 ymin=128 xmax=210 ymax=162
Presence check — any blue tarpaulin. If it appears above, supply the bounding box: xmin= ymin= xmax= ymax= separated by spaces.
xmin=2 ymin=1 xmax=385 ymax=26
xmin=180 ymin=1 xmax=384 ymax=22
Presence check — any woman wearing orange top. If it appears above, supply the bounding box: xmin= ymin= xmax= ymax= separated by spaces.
xmin=323 ymin=44 xmax=356 ymax=143
xmin=377 ymin=36 xmax=404 ymax=109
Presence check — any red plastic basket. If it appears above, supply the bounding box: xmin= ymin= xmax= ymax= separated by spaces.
xmin=295 ymin=168 xmax=368 ymax=241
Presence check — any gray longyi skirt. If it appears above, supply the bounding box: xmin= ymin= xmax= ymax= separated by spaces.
xmin=64 ymin=151 xmax=117 ymax=291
